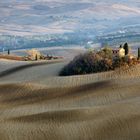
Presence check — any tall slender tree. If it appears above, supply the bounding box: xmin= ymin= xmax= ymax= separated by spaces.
xmin=35 ymin=54 xmax=38 ymax=61
xmin=123 ymin=43 xmax=129 ymax=55
xmin=120 ymin=44 xmax=123 ymax=48
xmin=138 ymin=48 xmax=140 ymax=60
xmin=8 ymin=49 xmax=10 ymax=55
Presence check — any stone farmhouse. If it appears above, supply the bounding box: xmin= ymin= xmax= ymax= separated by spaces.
xmin=112 ymin=47 xmax=125 ymax=57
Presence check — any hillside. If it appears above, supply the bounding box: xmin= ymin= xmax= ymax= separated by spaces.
xmin=0 ymin=57 xmax=140 ymax=140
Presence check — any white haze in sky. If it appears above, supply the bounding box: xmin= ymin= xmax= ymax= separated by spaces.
xmin=0 ymin=0 xmax=140 ymax=36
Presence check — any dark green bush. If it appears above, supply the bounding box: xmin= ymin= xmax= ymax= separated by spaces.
xmin=59 ymin=49 xmax=139 ymax=76
xmin=59 ymin=51 xmax=113 ymax=76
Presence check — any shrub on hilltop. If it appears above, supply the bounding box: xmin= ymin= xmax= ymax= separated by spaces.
xmin=59 ymin=48 xmax=139 ymax=76
xmin=59 ymin=50 xmax=113 ymax=76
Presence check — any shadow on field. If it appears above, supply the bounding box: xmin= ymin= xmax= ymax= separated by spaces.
xmin=0 ymin=60 xmax=63 ymax=78
xmin=0 ymin=80 xmax=111 ymax=106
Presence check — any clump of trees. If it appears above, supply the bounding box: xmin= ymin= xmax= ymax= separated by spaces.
xmin=112 ymin=55 xmax=138 ymax=69
xmin=60 ymin=51 xmax=113 ymax=76
xmin=59 ymin=46 xmax=139 ymax=76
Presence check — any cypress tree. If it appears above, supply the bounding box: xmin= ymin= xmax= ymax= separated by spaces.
xmin=123 ymin=43 xmax=129 ymax=55
xmin=35 ymin=54 xmax=38 ymax=61
xmin=120 ymin=44 xmax=123 ymax=48
xmin=8 ymin=49 xmax=10 ymax=55
xmin=138 ymin=48 xmax=140 ymax=60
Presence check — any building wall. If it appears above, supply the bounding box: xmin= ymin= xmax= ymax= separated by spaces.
xmin=112 ymin=48 xmax=125 ymax=57
xmin=119 ymin=48 xmax=125 ymax=57
xmin=27 ymin=49 xmax=41 ymax=60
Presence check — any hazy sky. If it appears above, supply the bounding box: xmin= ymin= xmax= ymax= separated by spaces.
xmin=0 ymin=0 xmax=140 ymax=36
